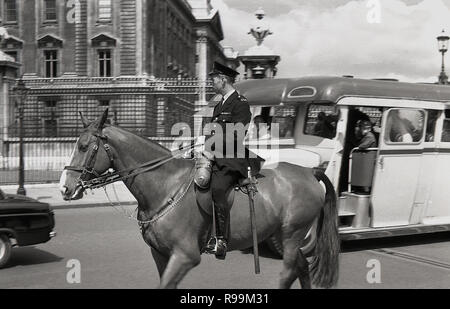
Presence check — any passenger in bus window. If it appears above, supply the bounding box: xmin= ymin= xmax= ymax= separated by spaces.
xmin=313 ymin=112 xmax=327 ymax=136
xmin=347 ymin=109 xmax=371 ymax=147
xmin=354 ymin=120 xmax=377 ymax=149
xmin=253 ymin=115 xmax=271 ymax=140
xmin=442 ymin=119 xmax=450 ymax=142
xmin=425 ymin=110 xmax=439 ymax=142
xmin=313 ymin=111 xmax=338 ymax=139
xmin=386 ymin=110 xmax=414 ymax=143
xmin=281 ymin=115 xmax=295 ymax=138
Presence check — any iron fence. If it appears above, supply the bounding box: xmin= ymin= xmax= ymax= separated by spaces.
xmin=0 ymin=77 xmax=214 ymax=184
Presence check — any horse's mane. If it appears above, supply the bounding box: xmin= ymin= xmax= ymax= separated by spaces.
xmin=105 ymin=125 xmax=171 ymax=156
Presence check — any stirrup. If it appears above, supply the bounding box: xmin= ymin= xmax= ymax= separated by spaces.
xmin=203 ymin=236 xmax=226 ymax=255
xmin=204 ymin=236 xmax=218 ymax=254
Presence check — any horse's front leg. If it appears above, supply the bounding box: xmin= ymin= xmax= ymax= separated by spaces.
xmin=151 ymin=247 xmax=169 ymax=278
xmin=159 ymin=250 xmax=201 ymax=289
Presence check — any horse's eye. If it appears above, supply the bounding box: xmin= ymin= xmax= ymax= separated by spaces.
xmin=79 ymin=144 xmax=88 ymax=152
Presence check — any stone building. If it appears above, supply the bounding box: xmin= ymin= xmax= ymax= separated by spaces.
xmin=0 ymin=0 xmax=235 ymax=139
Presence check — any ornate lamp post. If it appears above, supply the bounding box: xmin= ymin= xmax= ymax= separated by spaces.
xmin=437 ymin=29 xmax=450 ymax=85
xmin=13 ymin=78 xmax=29 ymax=196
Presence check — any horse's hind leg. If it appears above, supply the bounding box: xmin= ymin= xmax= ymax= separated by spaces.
xmin=159 ymin=251 xmax=201 ymax=289
xmin=279 ymin=229 xmax=310 ymax=289
xmin=297 ymin=248 xmax=311 ymax=289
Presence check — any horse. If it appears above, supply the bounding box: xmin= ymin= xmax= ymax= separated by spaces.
xmin=59 ymin=109 xmax=340 ymax=289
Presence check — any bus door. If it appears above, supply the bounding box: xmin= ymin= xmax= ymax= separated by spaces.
xmin=370 ymin=108 xmax=426 ymax=228
xmin=423 ymin=109 xmax=450 ymax=225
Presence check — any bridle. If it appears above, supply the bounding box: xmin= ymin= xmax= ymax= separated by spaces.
xmin=64 ymin=131 xmax=201 ymax=191
xmin=64 ymin=133 xmax=115 ymax=188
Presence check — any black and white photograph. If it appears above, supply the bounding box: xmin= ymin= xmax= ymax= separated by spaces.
xmin=0 ymin=0 xmax=449 ymax=292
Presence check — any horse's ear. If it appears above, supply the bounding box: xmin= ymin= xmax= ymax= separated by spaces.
xmin=98 ymin=108 xmax=109 ymax=130
xmin=79 ymin=112 xmax=90 ymax=128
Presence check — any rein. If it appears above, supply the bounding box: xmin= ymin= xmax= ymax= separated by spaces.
xmin=64 ymin=133 xmax=202 ymax=225
xmin=103 ymin=165 xmax=196 ymax=226
xmin=65 ymin=134 xmax=202 ymax=190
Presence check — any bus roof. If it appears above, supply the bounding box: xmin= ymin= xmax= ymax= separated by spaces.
xmin=235 ymin=76 xmax=450 ymax=106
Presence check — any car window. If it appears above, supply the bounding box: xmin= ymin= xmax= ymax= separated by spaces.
xmin=0 ymin=189 xmax=5 ymax=200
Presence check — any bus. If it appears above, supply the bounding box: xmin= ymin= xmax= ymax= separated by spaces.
xmin=235 ymin=76 xmax=450 ymax=245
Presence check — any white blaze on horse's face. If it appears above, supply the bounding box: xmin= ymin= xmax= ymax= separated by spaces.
xmin=59 ymin=138 xmax=79 ymax=197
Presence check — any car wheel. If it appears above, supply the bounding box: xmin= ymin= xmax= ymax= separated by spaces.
xmin=0 ymin=234 xmax=12 ymax=269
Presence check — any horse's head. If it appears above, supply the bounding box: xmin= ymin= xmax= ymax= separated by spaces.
xmin=59 ymin=108 xmax=113 ymax=200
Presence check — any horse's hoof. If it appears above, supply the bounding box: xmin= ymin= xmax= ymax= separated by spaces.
xmin=215 ymin=249 xmax=227 ymax=260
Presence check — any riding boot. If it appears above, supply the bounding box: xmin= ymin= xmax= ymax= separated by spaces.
xmin=214 ymin=206 xmax=229 ymax=260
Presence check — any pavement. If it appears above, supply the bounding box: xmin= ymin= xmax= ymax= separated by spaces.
xmin=0 ymin=182 xmax=137 ymax=209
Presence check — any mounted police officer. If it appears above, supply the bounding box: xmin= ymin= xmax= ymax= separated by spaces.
xmin=203 ymin=62 xmax=265 ymax=260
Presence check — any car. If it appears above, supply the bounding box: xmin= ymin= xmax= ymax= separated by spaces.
xmin=0 ymin=188 xmax=56 ymax=268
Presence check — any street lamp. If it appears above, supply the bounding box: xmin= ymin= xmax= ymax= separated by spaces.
xmin=13 ymin=78 xmax=29 ymax=196
xmin=437 ymin=29 xmax=450 ymax=85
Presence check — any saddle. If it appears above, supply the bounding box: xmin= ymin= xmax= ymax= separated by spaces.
xmin=192 ymin=151 xmax=258 ymax=216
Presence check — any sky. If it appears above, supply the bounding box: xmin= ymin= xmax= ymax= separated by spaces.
xmin=211 ymin=0 xmax=450 ymax=83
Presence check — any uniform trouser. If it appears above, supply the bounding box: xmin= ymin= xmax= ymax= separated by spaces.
xmin=210 ymin=163 xmax=241 ymax=242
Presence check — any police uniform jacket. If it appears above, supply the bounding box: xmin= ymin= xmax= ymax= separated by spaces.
xmin=205 ymin=91 xmax=265 ymax=178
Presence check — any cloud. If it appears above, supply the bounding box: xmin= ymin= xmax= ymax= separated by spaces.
xmin=212 ymin=0 xmax=450 ymax=83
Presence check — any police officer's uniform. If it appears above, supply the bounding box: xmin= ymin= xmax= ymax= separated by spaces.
xmin=204 ymin=62 xmax=265 ymax=259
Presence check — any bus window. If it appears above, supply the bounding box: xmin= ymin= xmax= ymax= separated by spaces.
xmin=425 ymin=110 xmax=440 ymax=142
xmin=442 ymin=110 xmax=450 ymax=142
xmin=384 ymin=109 xmax=425 ymax=144
xmin=304 ymin=104 xmax=339 ymax=139
xmin=357 ymin=107 xmax=383 ymax=134
xmin=272 ymin=106 xmax=297 ymax=139
xmin=248 ymin=106 xmax=297 ymax=140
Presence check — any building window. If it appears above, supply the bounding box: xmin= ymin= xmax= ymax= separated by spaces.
xmin=98 ymin=50 xmax=112 ymax=77
xmin=43 ymin=119 xmax=58 ymax=137
xmin=98 ymin=100 xmax=110 ymax=107
xmin=5 ymin=50 xmax=18 ymax=62
xmin=42 ymin=99 xmax=58 ymax=137
xmin=44 ymin=100 xmax=57 ymax=108
xmin=98 ymin=0 xmax=112 ymax=22
xmin=44 ymin=0 xmax=57 ymax=22
xmin=4 ymin=0 xmax=17 ymax=23
xmin=44 ymin=50 xmax=58 ymax=78
xmin=156 ymin=98 xmax=166 ymax=137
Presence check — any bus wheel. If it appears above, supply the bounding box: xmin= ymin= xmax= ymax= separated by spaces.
xmin=0 ymin=234 xmax=12 ymax=269
xmin=265 ymin=232 xmax=283 ymax=258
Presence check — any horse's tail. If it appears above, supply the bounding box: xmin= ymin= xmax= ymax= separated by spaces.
xmin=310 ymin=169 xmax=340 ymax=288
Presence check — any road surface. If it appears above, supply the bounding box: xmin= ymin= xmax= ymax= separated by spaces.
xmin=0 ymin=206 xmax=449 ymax=289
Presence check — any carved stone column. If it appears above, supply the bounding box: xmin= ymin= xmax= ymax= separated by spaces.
xmin=194 ymin=30 xmax=209 ymax=137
